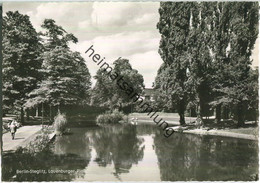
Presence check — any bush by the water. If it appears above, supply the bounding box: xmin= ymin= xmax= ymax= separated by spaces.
xmin=54 ymin=112 xmax=67 ymax=135
xmin=96 ymin=110 xmax=126 ymax=124
xmin=26 ymin=133 xmax=50 ymax=154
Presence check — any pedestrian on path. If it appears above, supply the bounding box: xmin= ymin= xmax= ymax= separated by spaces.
xmin=8 ymin=119 xmax=18 ymax=140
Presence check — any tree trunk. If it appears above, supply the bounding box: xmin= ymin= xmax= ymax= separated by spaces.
xmin=198 ymin=83 xmax=210 ymax=121
xmin=237 ymin=102 xmax=245 ymax=127
xmin=190 ymin=107 xmax=196 ymax=117
xmin=179 ymin=112 xmax=185 ymax=125
xmin=178 ymin=101 xmax=186 ymax=125
xmin=20 ymin=107 xmax=24 ymax=125
xmin=196 ymin=104 xmax=203 ymax=127
xmin=215 ymin=104 xmax=221 ymax=124
xmin=199 ymin=100 xmax=204 ymax=124
xmin=222 ymin=106 xmax=229 ymax=119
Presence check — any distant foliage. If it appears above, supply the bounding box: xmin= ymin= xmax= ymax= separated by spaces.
xmin=134 ymin=99 xmax=158 ymax=113
xmin=54 ymin=112 xmax=68 ymax=135
xmin=92 ymin=58 xmax=144 ymax=110
xmin=96 ymin=110 xmax=125 ymax=124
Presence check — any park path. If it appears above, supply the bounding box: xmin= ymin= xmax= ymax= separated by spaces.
xmin=2 ymin=125 xmax=42 ymax=152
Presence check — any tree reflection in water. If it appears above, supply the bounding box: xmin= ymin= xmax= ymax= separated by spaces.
xmin=2 ymin=146 xmax=89 ymax=181
xmin=2 ymin=124 xmax=258 ymax=181
xmin=90 ymin=124 xmax=145 ymax=180
xmin=53 ymin=128 xmax=92 ymax=160
xmin=153 ymin=132 xmax=258 ymax=181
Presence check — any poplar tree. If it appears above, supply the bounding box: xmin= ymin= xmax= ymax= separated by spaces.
xmin=156 ymin=2 xmax=258 ymax=126
xmin=213 ymin=2 xmax=259 ymax=126
xmin=157 ymin=2 xmax=194 ymax=125
xmin=187 ymin=2 xmax=216 ymax=121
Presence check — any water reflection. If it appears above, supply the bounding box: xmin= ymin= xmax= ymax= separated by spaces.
xmin=2 ymin=123 xmax=258 ymax=181
xmin=90 ymin=124 xmax=145 ymax=179
xmin=2 ymin=147 xmax=89 ymax=181
xmin=53 ymin=128 xmax=92 ymax=160
xmin=153 ymin=132 xmax=258 ymax=181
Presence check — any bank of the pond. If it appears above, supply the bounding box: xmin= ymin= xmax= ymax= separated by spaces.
xmin=2 ymin=125 xmax=56 ymax=152
xmin=181 ymin=128 xmax=257 ymax=140
xmin=129 ymin=113 xmax=258 ymax=140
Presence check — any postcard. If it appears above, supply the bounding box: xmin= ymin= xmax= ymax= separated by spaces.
xmin=1 ymin=1 xmax=259 ymax=182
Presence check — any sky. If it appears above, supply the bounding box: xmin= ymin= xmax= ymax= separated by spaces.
xmin=3 ymin=2 xmax=259 ymax=88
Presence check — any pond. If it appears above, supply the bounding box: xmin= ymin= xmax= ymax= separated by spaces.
xmin=2 ymin=123 xmax=258 ymax=181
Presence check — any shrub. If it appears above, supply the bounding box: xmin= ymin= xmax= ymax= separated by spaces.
xmin=96 ymin=109 xmax=125 ymax=124
xmin=26 ymin=133 xmax=50 ymax=154
xmin=53 ymin=112 xmax=67 ymax=135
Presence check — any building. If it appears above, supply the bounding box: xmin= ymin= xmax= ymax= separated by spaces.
xmin=143 ymin=88 xmax=155 ymax=101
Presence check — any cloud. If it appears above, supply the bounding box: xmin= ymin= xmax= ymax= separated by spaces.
xmin=129 ymin=51 xmax=163 ymax=88
xmin=70 ymin=37 xmax=163 ymax=88
xmin=91 ymin=2 xmax=139 ymax=27
xmin=3 ymin=2 xmax=160 ymax=40
xmin=133 ymin=13 xmax=156 ymax=25
xmin=33 ymin=2 xmax=93 ymax=33
xmin=91 ymin=2 xmax=158 ymax=27
xmin=4 ymin=2 xmax=94 ymax=39
xmin=71 ymin=31 xmax=160 ymax=60
xmin=90 ymin=2 xmax=160 ymax=34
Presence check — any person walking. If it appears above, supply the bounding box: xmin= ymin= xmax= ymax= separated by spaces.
xmin=8 ymin=119 xmax=18 ymax=140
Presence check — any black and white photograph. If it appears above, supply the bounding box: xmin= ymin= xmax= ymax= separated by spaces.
xmin=1 ymin=1 xmax=259 ymax=182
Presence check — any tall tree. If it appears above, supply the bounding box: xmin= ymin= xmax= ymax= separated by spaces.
xmin=156 ymin=2 xmax=258 ymax=126
xmin=24 ymin=19 xmax=91 ymax=115
xmin=206 ymin=2 xmax=240 ymax=123
xmin=157 ymin=2 xmax=194 ymax=125
xmin=211 ymin=2 xmax=258 ymax=126
xmin=187 ymin=2 xmax=216 ymax=122
xmin=2 ymin=11 xmax=42 ymax=123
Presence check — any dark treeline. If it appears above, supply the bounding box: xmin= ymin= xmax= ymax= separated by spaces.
xmin=154 ymin=2 xmax=259 ymax=126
